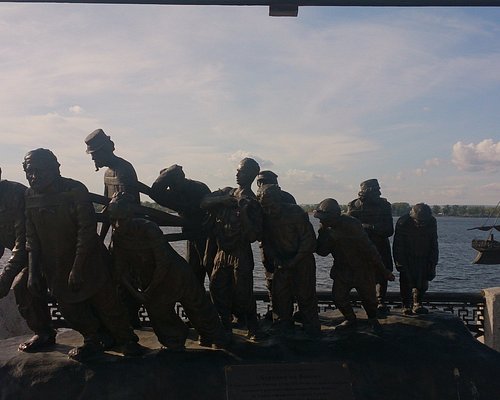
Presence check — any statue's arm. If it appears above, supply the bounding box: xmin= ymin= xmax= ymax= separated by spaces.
xmin=316 ymin=226 xmax=333 ymax=257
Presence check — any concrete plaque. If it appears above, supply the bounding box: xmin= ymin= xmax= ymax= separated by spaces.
xmin=225 ymin=362 xmax=354 ymax=400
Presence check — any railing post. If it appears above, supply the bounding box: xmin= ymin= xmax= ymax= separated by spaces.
xmin=482 ymin=287 xmax=500 ymax=352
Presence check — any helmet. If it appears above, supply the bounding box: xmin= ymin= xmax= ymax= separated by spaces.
xmin=313 ymin=198 xmax=341 ymax=220
xmin=257 ymin=170 xmax=278 ymax=186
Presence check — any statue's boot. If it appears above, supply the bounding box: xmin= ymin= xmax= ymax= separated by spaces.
xmin=120 ymin=340 xmax=147 ymax=357
xmin=18 ymin=330 xmax=56 ymax=353
xmin=335 ymin=317 xmax=357 ymax=331
xmin=68 ymin=341 xmax=104 ymax=362
xmin=366 ymin=318 xmax=382 ymax=334
xmin=412 ymin=288 xmax=429 ymax=314
xmin=402 ymin=306 xmax=413 ymax=315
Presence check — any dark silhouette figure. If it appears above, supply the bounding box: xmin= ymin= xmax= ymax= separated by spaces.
xmin=149 ymin=164 xmax=211 ymax=286
xmin=315 ymin=198 xmax=395 ymax=331
xmin=201 ymin=158 xmax=262 ymax=340
xmin=84 ymin=128 xmax=142 ymax=327
xmin=393 ymin=203 xmax=439 ymax=314
xmin=0 ymin=168 xmax=55 ymax=352
xmin=106 ymin=193 xmax=227 ymax=350
xmin=347 ymin=179 xmax=394 ymax=314
xmin=23 ymin=149 xmax=142 ymax=361
xmin=256 ymin=170 xmax=296 ymax=315
xmin=258 ymin=184 xmax=320 ymax=336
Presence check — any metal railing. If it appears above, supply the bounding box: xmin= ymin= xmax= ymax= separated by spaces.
xmin=47 ymin=290 xmax=485 ymax=338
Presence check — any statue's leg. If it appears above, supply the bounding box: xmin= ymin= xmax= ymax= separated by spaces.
xmin=356 ymin=279 xmax=378 ymax=320
xmin=233 ymin=250 xmax=259 ymax=338
xmin=399 ymin=269 xmax=413 ymax=314
xmin=147 ymin=300 xmax=188 ymax=351
xmin=14 ymin=267 xmax=56 ymax=352
xmin=179 ymin=270 xmax=226 ymax=347
xmin=333 ymin=278 xmax=356 ymax=325
xmin=292 ymin=259 xmax=320 ymax=336
xmin=271 ymin=268 xmax=294 ymax=333
xmin=86 ymin=280 xmax=144 ymax=357
xmin=209 ymin=251 xmax=233 ymax=333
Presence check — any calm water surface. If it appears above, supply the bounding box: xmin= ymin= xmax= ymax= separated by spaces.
xmin=1 ymin=216 xmax=498 ymax=294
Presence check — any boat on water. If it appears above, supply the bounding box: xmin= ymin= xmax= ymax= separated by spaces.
xmin=469 ymin=202 xmax=500 ymax=265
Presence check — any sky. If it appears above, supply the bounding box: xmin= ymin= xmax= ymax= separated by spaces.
xmin=1 ymin=4 xmax=500 ymax=205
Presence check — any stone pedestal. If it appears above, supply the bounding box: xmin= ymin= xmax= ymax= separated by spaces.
xmin=482 ymin=286 xmax=500 ymax=352
xmin=0 ymin=289 xmax=30 ymax=339
xmin=1 ymin=312 xmax=500 ymax=400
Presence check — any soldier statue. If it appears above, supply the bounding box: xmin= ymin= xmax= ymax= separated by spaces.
xmin=256 ymin=170 xmax=296 ymax=317
xmin=257 ymin=184 xmax=320 ymax=337
xmin=149 ymin=164 xmax=212 ymax=286
xmin=201 ymin=158 xmax=262 ymax=340
xmin=23 ymin=149 xmax=142 ymax=361
xmin=393 ymin=203 xmax=439 ymax=314
xmin=347 ymin=179 xmax=394 ymax=314
xmin=0 ymin=168 xmax=56 ymax=352
xmin=84 ymin=128 xmax=142 ymax=327
xmin=106 ymin=192 xmax=227 ymax=350
xmin=315 ymin=198 xmax=395 ymax=331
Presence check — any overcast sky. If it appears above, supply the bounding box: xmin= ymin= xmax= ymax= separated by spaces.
xmin=1 ymin=4 xmax=500 ymax=205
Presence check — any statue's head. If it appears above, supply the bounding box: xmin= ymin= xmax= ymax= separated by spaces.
xmin=158 ymin=164 xmax=186 ymax=189
xmin=256 ymin=170 xmax=278 ymax=188
xmin=358 ymin=178 xmax=381 ymax=201
xmin=410 ymin=203 xmax=432 ymax=227
xmin=236 ymin=158 xmax=260 ymax=187
xmin=105 ymin=192 xmax=135 ymax=231
xmin=22 ymin=148 xmax=61 ymax=192
xmin=313 ymin=198 xmax=341 ymax=226
xmin=23 ymin=148 xmax=61 ymax=193
xmin=84 ymin=129 xmax=115 ymax=169
xmin=257 ymin=184 xmax=282 ymax=216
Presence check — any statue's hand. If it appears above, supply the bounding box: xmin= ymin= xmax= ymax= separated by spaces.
xmin=386 ymin=272 xmax=396 ymax=282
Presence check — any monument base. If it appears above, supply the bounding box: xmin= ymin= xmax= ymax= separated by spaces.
xmin=1 ymin=311 xmax=499 ymax=400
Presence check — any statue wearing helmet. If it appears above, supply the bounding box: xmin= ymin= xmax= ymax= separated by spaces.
xmin=393 ymin=203 xmax=439 ymax=314
xmin=315 ymin=198 xmax=395 ymax=331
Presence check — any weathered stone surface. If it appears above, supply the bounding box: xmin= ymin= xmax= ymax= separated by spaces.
xmin=483 ymin=287 xmax=500 ymax=352
xmin=1 ymin=312 xmax=499 ymax=400
xmin=0 ymin=290 xmax=30 ymax=340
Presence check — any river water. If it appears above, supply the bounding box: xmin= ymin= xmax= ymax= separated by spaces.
xmin=1 ymin=216 xmax=499 ymax=294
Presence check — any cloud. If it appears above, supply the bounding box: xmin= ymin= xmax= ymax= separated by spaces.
xmin=481 ymin=183 xmax=500 ymax=192
xmin=452 ymin=139 xmax=500 ymax=172
xmin=228 ymin=150 xmax=274 ymax=168
xmin=425 ymin=158 xmax=441 ymax=167
xmin=69 ymin=105 xmax=84 ymax=115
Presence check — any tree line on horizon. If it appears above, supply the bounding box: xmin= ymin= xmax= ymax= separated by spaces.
xmin=300 ymin=203 xmax=498 ymax=218
xmin=137 ymin=201 xmax=497 ymax=218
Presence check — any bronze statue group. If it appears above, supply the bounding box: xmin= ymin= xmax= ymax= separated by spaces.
xmin=0 ymin=129 xmax=438 ymax=362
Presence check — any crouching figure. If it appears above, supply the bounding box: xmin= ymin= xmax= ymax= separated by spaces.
xmin=106 ymin=192 xmax=227 ymax=350
xmin=314 ymin=198 xmax=395 ymax=332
